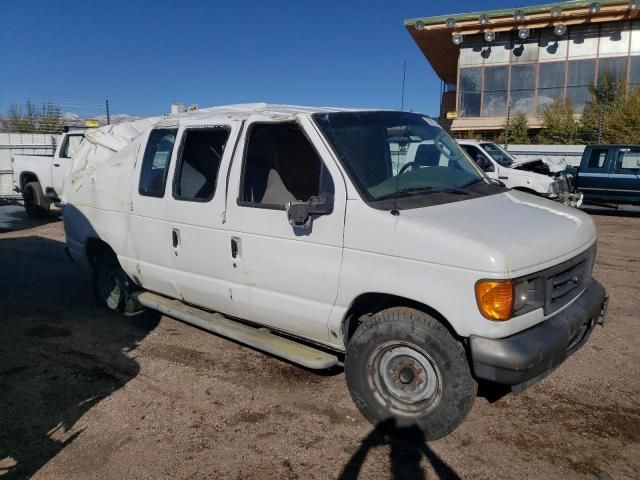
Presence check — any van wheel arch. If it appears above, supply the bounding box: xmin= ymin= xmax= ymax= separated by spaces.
xmin=342 ymin=293 xmax=461 ymax=346
xmin=86 ymin=238 xmax=117 ymax=267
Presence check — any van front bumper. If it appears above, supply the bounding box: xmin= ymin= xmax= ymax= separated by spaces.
xmin=470 ymin=279 xmax=607 ymax=393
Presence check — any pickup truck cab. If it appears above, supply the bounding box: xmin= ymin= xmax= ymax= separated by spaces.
xmin=458 ymin=140 xmax=583 ymax=207
xmin=570 ymin=144 xmax=640 ymax=207
xmin=12 ymin=130 xmax=84 ymax=217
xmin=63 ymin=104 xmax=607 ymax=440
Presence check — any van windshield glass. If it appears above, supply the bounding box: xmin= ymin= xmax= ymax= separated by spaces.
xmin=480 ymin=143 xmax=515 ymax=167
xmin=314 ymin=112 xmax=497 ymax=209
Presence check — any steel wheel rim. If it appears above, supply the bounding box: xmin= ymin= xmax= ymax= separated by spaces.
xmin=98 ymin=268 xmax=120 ymax=310
xmin=367 ymin=342 xmax=443 ymax=417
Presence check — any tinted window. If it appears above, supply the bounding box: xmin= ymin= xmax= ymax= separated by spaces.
xmin=241 ymin=123 xmax=334 ymax=208
xmin=139 ymin=129 xmax=177 ymax=197
xmin=174 ymin=128 xmax=230 ymax=201
xmin=586 ymin=148 xmax=609 ymax=169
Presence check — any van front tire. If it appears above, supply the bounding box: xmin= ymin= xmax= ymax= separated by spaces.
xmin=345 ymin=307 xmax=477 ymax=441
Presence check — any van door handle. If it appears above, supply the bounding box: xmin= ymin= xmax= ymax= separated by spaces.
xmin=53 ymin=163 xmax=61 ymax=167
xmin=231 ymin=238 xmax=239 ymax=259
xmin=172 ymin=229 xmax=180 ymax=248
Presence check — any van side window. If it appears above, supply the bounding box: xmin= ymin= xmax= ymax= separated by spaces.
xmin=240 ymin=123 xmax=334 ymax=208
xmin=139 ymin=129 xmax=178 ymax=198
xmin=174 ymin=128 xmax=230 ymax=201
xmin=586 ymin=148 xmax=608 ymax=169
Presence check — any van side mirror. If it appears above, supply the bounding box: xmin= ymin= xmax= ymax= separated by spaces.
xmin=286 ymin=193 xmax=334 ymax=228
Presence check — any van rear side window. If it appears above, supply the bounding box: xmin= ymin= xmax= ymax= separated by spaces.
xmin=173 ymin=127 xmax=230 ymax=201
xmin=139 ymin=129 xmax=178 ymax=197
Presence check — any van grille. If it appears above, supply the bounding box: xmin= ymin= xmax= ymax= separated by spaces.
xmin=543 ymin=246 xmax=595 ymax=315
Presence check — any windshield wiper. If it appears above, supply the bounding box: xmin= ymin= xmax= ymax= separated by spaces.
xmin=374 ymin=186 xmax=470 ymax=201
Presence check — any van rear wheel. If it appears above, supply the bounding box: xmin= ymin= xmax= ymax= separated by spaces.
xmin=345 ymin=307 xmax=477 ymax=441
xmin=92 ymin=252 xmax=141 ymax=315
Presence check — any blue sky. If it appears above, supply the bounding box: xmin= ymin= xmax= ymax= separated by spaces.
xmin=1 ymin=0 xmax=518 ymax=117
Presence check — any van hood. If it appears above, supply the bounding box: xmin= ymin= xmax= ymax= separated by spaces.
xmin=394 ymin=190 xmax=596 ymax=277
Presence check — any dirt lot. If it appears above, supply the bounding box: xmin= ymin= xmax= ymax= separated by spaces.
xmin=1 ymin=202 xmax=639 ymax=480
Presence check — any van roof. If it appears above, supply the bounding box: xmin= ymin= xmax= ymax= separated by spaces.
xmin=170 ymin=103 xmax=378 ymax=122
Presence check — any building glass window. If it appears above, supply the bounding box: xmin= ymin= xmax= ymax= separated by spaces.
xmin=631 ymin=22 xmax=640 ymax=54
xmin=459 ymin=68 xmax=482 ymax=117
xmin=598 ymin=57 xmax=628 ymax=85
xmin=482 ymin=66 xmax=508 ymax=116
xmin=569 ymin=25 xmax=600 ymax=58
xmin=538 ymin=62 xmax=566 ymax=109
xmin=459 ymin=39 xmax=485 ymax=67
xmin=567 ymin=59 xmax=596 ymax=113
xmin=483 ymin=33 xmax=512 ymax=65
xmin=512 ymin=32 xmax=539 ymax=63
xmin=539 ymin=30 xmax=568 ymax=62
xmin=629 ymin=56 xmax=640 ymax=91
xmin=510 ymin=64 xmax=537 ymax=114
xmin=599 ymin=22 xmax=630 ymax=57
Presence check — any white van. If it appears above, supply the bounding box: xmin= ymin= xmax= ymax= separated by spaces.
xmin=63 ymin=104 xmax=607 ymax=440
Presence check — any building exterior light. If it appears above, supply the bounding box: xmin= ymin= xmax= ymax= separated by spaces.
xmin=514 ymin=10 xmax=526 ymax=22
xmin=589 ymin=2 xmax=602 ymax=14
xmin=446 ymin=17 xmax=456 ymax=28
xmin=554 ymin=23 xmax=567 ymax=36
xmin=452 ymin=33 xmax=464 ymax=45
xmin=518 ymin=27 xmax=531 ymax=40
xmin=415 ymin=20 xmax=425 ymax=30
xmin=550 ymin=6 xmax=563 ymax=18
xmin=484 ymin=31 xmax=496 ymax=42
xmin=479 ymin=14 xmax=491 ymax=25
xmin=630 ymin=0 xmax=640 ymax=11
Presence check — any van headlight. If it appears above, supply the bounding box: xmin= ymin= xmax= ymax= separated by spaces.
xmin=475 ymin=279 xmax=530 ymax=321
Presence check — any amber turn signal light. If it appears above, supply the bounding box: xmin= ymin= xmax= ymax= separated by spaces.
xmin=475 ymin=280 xmax=514 ymax=321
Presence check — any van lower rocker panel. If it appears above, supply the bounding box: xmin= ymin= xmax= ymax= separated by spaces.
xmin=134 ymin=292 xmax=339 ymax=370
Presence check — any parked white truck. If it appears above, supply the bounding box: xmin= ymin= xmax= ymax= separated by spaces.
xmin=458 ymin=139 xmax=583 ymax=207
xmin=12 ymin=130 xmax=84 ymax=217
xmin=63 ymin=104 xmax=607 ymax=440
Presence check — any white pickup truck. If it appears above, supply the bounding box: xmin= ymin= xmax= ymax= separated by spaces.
xmin=458 ymin=140 xmax=583 ymax=207
xmin=63 ymin=104 xmax=607 ymax=440
xmin=12 ymin=130 xmax=84 ymax=217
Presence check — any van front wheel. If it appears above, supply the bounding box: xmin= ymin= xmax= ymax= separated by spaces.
xmin=345 ymin=307 xmax=477 ymax=441
xmin=92 ymin=253 xmax=141 ymax=315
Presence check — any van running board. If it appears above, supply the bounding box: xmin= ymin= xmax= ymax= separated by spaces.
xmin=134 ymin=292 xmax=339 ymax=370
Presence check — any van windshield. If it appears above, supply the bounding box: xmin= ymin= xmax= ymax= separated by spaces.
xmin=314 ymin=111 xmax=502 ymax=209
xmin=480 ymin=142 xmax=515 ymax=167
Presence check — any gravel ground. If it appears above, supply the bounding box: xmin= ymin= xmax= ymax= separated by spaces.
xmin=0 ymin=202 xmax=638 ymax=480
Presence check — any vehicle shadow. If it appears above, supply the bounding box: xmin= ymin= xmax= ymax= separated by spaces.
xmin=338 ymin=418 xmax=461 ymax=480
xmin=0 ymin=235 xmax=159 ymax=479
xmin=0 ymin=199 xmax=61 ymax=233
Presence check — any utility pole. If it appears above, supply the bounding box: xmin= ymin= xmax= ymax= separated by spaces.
xmin=105 ymin=99 xmax=111 ymax=125
xmin=504 ymin=100 xmax=512 ymax=150
xmin=401 ymin=60 xmax=407 ymax=111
